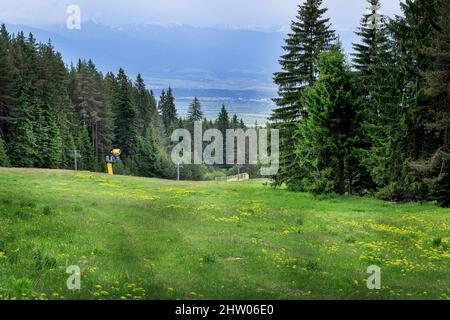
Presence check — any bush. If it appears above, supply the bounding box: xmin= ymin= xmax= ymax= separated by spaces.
xmin=376 ymin=182 xmax=406 ymax=202
xmin=306 ymin=169 xmax=336 ymax=195
xmin=0 ymin=137 xmax=10 ymax=167
xmin=430 ymin=173 xmax=450 ymax=207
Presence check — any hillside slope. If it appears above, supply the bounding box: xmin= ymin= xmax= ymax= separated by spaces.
xmin=0 ymin=168 xmax=449 ymax=300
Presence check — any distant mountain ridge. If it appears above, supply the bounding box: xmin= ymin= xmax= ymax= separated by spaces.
xmin=2 ymin=21 xmax=358 ymax=99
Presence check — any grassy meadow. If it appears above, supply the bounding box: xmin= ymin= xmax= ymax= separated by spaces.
xmin=0 ymin=167 xmax=448 ymax=300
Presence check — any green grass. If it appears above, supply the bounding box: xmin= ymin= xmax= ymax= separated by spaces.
xmin=0 ymin=167 xmax=449 ymax=300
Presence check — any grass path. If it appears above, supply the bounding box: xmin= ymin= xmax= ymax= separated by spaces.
xmin=0 ymin=168 xmax=448 ymax=300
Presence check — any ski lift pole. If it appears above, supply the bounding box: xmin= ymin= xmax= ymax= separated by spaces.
xmin=70 ymin=150 xmax=81 ymax=171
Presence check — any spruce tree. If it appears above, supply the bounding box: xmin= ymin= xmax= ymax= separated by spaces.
xmin=352 ymin=0 xmax=389 ymax=193
xmin=217 ymin=105 xmax=229 ymax=165
xmin=230 ymin=114 xmax=239 ymax=129
xmin=352 ymin=0 xmax=386 ymax=79
xmin=271 ymin=0 xmax=335 ymax=187
xmin=34 ymin=103 xmax=62 ymax=168
xmin=77 ymin=125 xmax=96 ymax=171
xmin=137 ymin=125 xmax=174 ymax=178
xmin=409 ymin=0 xmax=450 ymax=206
xmin=296 ymin=44 xmax=360 ymax=195
xmin=372 ymin=0 xmax=442 ymax=201
xmin=134 ymin=73 xmax=152 ymax=135
xmin=0 ymin=135 xmax=10 ymax=167
xmin=160 ymin=87 xmax=177 ymax=133
xmin=8 ymin=92 xmax=36 ymax=167
xmin=113 ymin=68 xmax=138 ymax=157
xmin=0 ymin=24 xmax=17 ymax=142
xmin=187 ymin=97 xmax=203 ymax=122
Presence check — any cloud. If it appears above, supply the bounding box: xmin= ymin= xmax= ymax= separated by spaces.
xmin=0 ymin=0 xmax=402 ymax=30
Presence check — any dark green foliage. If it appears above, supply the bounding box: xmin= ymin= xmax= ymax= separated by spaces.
xmin=410 ymin=0 xmax=450 ymax=206
xmin=0 ymin=25 xmax=18 ymax=142
xmin=34 ymin=103 xmax=62 ymax=168
xmin=0 ymin=25 xmax=180 ymax=179
xmin=216 ymin=105 xmax=229 ymax=165
xmin=271 ymin=0 xmax=335 ymax=187
xmin=135 ymin=126 xmax=174 ymax=178
xmin=351 ymin=0 xmax=390 ymax=194
xmin=296 ymin=44 xmax=360 ymax=195
xmin=113 ymin=68 xmax=138 ymax=157
xmin=7 ymin=93 xmax=36 ymax=167
xmin=364 ymin=0 xmax=446 ymax=202
xmin=159 ymin=87 xmax=177 ymax=133
xmin=187 ymin=97 xmax=203 ymax=123
xmin=77 ymin=126 xmax=96 ymax=171
xmin=134 ymin=73 xmax=153 ymax=135
xmin=0 ymin=135 xmax=9 ymax=167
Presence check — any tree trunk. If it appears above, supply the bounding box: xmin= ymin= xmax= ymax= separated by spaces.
xmin=338 ymin=157 xmax=345 ymax=195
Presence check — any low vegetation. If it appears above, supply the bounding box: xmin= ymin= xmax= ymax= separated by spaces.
xmin=0 ymin=168 xmax=448 ymax=300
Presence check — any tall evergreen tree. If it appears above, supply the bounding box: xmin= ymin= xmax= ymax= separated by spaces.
xmin=230 ymin=114 xmax=239 ymax=129
xmin=187 ymin=97 xmax=203 ymax=122
xmin=296 ymin=44 xmax=360 ymax=195
xmin=8 ymin=92 xmax=36 ymax=167
xmin=217 ymin=105 xmax=229 ymax=165
xmin=113 ymin=68 xmax=138 ymax=157
xmin=409 ymin=0 xmax=450 ymax=206
xmin=136 ymin=125 xmax=174 ymax=178
xmin=0 ymin=24 xmax=17 ymax=142
xmin=369 ymin=0 xmax=441 ymax=201
xmin=134 ymin=73 xmax=152 ymax=135
xmin=0 ymin=135 xmax=10 ymax=167
xmin=159 ymin=87 xmax=177 ymax=133
xmin=34 ymin=103 xmax=62 ymax=168
xmin=77 ymin=125 xmax=96 ymax=171
xmin=271 ymin=0 xmax=335 ymax=187
xmin=352 ymin=0 xmax=386 ymax=79
xmin=351 ymin=0 xmax=390 ymax=193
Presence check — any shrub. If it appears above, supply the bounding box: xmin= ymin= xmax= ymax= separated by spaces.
xmin=0 ymin=137 xmax=10 ymax=167
xmin=43 ymin=206 xmax=52 ymax=215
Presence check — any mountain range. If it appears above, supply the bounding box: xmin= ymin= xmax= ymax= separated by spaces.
xmin=2 ymin=21 xmax=359 ymax=99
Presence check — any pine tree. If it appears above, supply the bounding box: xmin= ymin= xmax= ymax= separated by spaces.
xmin=34 ymin=103 xmax=62 ymax=168
xmin=136 ymin=125 xmax=174 ymax=178
xmin=409 ymin=0 xmax=450 ymax=206
xmin=271 ymin=0 xmax=335 ymax=187
xmin=159 ymin=87 xmax=177 ymax=132
xmin=186 ymin=97 xmax=203 ymax=142
xmin=352 ymin=0 xmax=390 ymax=193
xmin=8 ymin=92 xmax=36 ymax=167
xmin=77 ymin=125 xmax=96 ymax=171
xmin=134 ymin=73 xmax=152 ymax=135
xmin=296 ymin=44 xmax=360 ymax=195
xmin=371 ymin=0 xmax=442 ymax=201
xmin=41 ymin=47 xmax=74 ymax=169
xmin=217 ymin=105 xmax=229 ymax=165
xmin=230 ymin=114 xmax=239 ymax=129
xmin=187 ymin=97 xmax=203 ymax=122
xmin=352 ymin=0 xmax=386 ymax=79
xmin=0 ymin=24 xmax=17 ymax=143
xmin=166 ymin=88 xmax=177 ymax=125
xmin=0 ymin=135 xmax=10 ymax=167
xmin=113 ymin=68 xmax=138 ymax=157
xmin=100 ymin=72 xmax=118 ymax=161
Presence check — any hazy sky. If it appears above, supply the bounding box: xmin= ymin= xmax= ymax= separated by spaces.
xmin=0 ymin=0 xmax=403 ymax=31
